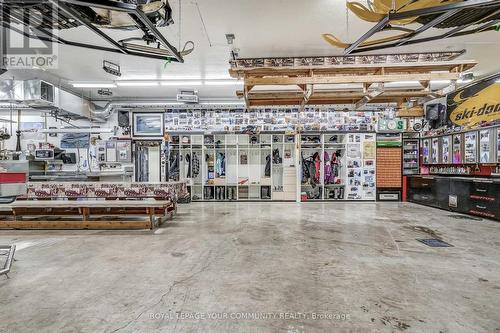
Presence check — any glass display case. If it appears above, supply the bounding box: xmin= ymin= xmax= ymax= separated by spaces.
xmin=422 ymin=139 xmax=430 ymax=164
xmin=452 ymin=134 xmax=462 ymax=164
xmin=479 ymin=129 xmax=494 ymax=163
xmin=431 ymin=137 xmax=439 ymax=164
xmin=464 ymin=131 xmax=478 ymax=163
xmin=497 ymin=128 xmax=500 ymax=162
xmin=441 ymin=136 xmax=451 ymax=164
xmin=402 ymin=135 xmax=419 ymax=175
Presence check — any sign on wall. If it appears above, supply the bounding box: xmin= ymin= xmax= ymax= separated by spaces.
xmin=447 ymin=76 xmax=500 ymax=127
xmin=377 ymin=119 xmax=406 ymax=132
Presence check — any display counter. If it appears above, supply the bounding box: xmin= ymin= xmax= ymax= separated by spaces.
xmin=407 ymin=175 xmax=500 ymax=221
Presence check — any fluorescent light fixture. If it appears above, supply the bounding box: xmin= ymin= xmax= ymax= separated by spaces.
xmin=457 ymin=78 xmax=473 ymax=84
xmin=430 ymin=80 xmax=451 ymax=84
xmin=390 ymin=81 xmax=420 ymax=85
xmin=160 ymin=81 xmax=203 ymax=86
xmin=134 ymin=102 xmax=184 ymax=106
xmin=72 ymin=82 xmax=117 ymax=88
xmin=200 ymin=102 xmax=246 ymax=106
xmin=205 ymin=80 xmax=243 ymax=86
xmin=116 ymin=81 xmax=159 ymax=87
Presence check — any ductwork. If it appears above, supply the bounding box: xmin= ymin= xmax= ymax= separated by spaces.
xmin=0 ymin=79 xmax=107 ymax=122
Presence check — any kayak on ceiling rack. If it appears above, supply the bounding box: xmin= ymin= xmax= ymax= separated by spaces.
xmin=323 ymin=0 xmax=500 ymax=54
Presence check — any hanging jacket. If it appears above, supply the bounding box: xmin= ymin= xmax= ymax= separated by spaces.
xmin=265 ymin=154 xmax=271 ymax=177
xmin=324 ymin=151 xmax=332 ymax=184
xmin=169 ymin=152 xmax=179 ymax=181
xmin=272 ymin=148 xmax=282 ymax=164
xmin=313 ymin=152 xmax=321 ymax=184
xmin=302 ymin=153 xmax=316 ymax=187
xmin=185 ymin=153 xmax=191 ymax=178
xmin=192 ymin=152 xmax=200 ymax=178
xmin=216 ymin=152 xmax=225 ymax=177
xmin=301 ymin=152 xmax=310 ymax=182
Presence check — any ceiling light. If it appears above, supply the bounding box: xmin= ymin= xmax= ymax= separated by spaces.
xmin=72 ymin=82 xmax=117 ymax=88
xmin=134 ymin=102 xmax=184 ymax=106
xmin=160 ymin=81 xmax=203 ymax=86
xmin=430 ymin=80 xmax=451 ymax=84
xmin=384 ymin=81 xmax=420 ymax=87
xmin=200 ymin=102 xmax=245 ymax=106
xmin=205 ymin=80 xmax=243 ymax=86
xmin=458 ymin=72 xmax=474 ymax=84
xmin=116 ymin=81 xmax=159 ymax=87
xmin=390 ymin=81 xmax=420 ymax=85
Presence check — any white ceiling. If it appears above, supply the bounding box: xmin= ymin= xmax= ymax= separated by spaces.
xmin=4 ymin=0 xmax=500 ymax=101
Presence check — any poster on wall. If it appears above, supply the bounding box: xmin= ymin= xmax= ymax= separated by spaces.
xmin=60 ymin=133 xmax=90 ymax=148
xmin=20 ymin=122 xmax=45 ymax=140
xmin=464 ymin=131 xmax=477 ymax=163
xmin=479 ymin=129 xmax=492 ymax=163
xmin=363 ymin=141 xmax=376 ymax=160
xmin=422 ymin=139 xmax=430 ymax=164
xmin=446 ymin=75 xmax=500 ymax=127
xmin=133 ymin=113 xmax=164 ymax=137
xmin=431 ymin=138 xmax=439 ymax=164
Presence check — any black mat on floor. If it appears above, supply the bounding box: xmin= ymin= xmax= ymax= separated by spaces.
xmin=417 ymin=239 xmax=453 ymax=247
xmin=447 ymin=214 xmax=482 ymax=221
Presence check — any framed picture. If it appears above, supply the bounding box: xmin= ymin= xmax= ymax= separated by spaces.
xmin=132 ymin=113 xmax=164 ymax=137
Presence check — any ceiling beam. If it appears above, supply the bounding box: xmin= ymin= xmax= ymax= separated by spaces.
xmin=237 ymin=89 xmax=432 ymax=99
xmin=244 ymin=72 xmax=460 ymax=86
xmin=230 ymin=60 xmax=477 ymax=78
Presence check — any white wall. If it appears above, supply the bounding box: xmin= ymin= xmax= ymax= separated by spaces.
xmin=0 ymin=109 xmax=120 ymax=172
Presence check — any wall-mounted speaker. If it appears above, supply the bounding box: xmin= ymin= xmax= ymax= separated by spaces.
xmin=118 ymin=111 xmax=130 ymax=127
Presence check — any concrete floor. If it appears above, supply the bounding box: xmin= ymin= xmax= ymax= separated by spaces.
xmin=1 ymin=202 xmax=500 ymax=333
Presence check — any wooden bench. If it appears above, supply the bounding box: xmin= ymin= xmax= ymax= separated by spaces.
xmin=0 ymin=200 xmax=175 ymax=230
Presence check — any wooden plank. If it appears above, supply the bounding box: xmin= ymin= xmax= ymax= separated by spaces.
xmin=397 ymin=106 xmax=425 ymax=117
xmin=0 ymin=220 xmax=152 ymax=230
xmin=238 ymin=89 xmax=432 ymax=99
xmin=8 ymin=200 xmax=171 ymax=209
xmin=245 ymin=72 xmax=460 ymax=86
xmin=229 ymin=60 xmax=477 ymax=77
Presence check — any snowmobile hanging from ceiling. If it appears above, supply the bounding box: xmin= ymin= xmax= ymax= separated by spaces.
xmin=1 ymin=0 xmax=194 ymax=62
xmin=322 ymin=0 xmax=500 ymax=54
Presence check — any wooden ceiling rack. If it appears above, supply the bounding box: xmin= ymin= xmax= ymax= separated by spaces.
xmin=229 ymin=54 xmax=477 ymax=111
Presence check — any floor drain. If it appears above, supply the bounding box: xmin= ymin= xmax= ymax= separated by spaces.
xmin=447 ymin=214 xmax=482 ymax=221
xmin=417 ymin=239 xmax=453 ymax=247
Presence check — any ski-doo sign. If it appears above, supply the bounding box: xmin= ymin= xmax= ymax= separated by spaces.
xmin=447 ymin=76 xmax=500 ymax=127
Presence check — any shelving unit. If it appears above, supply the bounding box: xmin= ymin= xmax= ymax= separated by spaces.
xmin=402 ymin=134 xmax=419 ymax=175
xmin=170 ymin=133 xmax=297 ymax=201
xmin=299 ymin=132 xmax=376 ymax=201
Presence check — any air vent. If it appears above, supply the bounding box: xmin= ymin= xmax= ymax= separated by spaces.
xmin=23 ymin=80 xmax=54 ymax=106
xmin=177 ymin=90 xmax=198 ymax=103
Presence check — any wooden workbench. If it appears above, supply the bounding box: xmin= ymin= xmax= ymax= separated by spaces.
xmin=0 ymin=200 xmax=175 ymax=230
